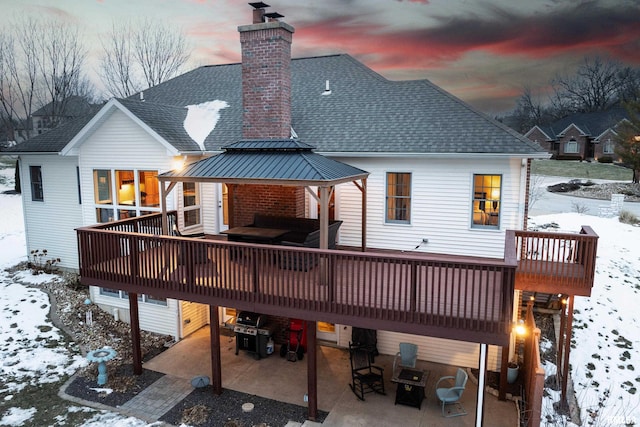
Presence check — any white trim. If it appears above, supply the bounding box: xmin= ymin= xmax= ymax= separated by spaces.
xmin=319 ymin=151 xmax=550 ymax=159
xmin=524 ymin=125 xmax=552 ymax=140
xmin=61 ymin=99 xmax=181 ymax=157
xmin=557 ymin=123 xmax=588 ymax=137
xmin=476 ymin=343 xmax=487 ymax=427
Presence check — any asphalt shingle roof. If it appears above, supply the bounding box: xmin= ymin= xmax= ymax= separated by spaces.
xmin=160 ymin=139 xmax=368 ymax=184
xmin=540 ymin=106 xmax=629 ymax=140
xmin=7 ymin=54 xmax=545 ymax=156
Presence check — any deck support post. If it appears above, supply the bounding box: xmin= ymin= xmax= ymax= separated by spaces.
xmin=499 ymin=345 xmax=509 ymax=400
xmin=560 ymin=296 xmax=574 ymax=407
xmin=306 ymin=320 xmax=318 ymax=421
xmin=209 ymin=305 xmax=222 ymax=395
xmin=128 ymin=292 xmax=142 ymax=375
xmin=475 ymin=343 xmax=487 ymax=427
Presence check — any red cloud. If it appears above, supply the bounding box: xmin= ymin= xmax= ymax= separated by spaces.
xmin=294 ymin=1 xmax=640 ymax=76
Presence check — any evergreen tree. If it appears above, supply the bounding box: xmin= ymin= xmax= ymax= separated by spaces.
xmin=615 ymin=100 xmax=640 ymax=183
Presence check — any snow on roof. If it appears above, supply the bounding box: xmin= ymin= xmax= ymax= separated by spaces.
xmin=183 ymin=100 xmax=229 ymax=150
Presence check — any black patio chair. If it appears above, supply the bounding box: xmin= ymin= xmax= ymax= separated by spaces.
xmin=349 ymin=342 xmax=385 ymax=401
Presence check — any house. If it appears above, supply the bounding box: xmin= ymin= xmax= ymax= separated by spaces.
xmin=4 ymin=5 xmax=597 ymax=424
xmin=28 ymin=95 xmax=97 ymax=140
xmin=524 ymin=106 xmax=628 ymax=161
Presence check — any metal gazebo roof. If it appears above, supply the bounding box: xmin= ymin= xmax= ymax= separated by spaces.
xmin=158 ymin=139 xmax=369 ymax=186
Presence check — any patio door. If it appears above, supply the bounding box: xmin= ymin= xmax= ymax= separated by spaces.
xmin=217 ymin=183 xmax=229 ymax=232
xmin=317 ymin=321 xmax=337 ymax=342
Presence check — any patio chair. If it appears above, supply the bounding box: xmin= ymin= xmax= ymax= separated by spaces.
xmin=435 ymin=368 xmax=468 ymax=417
xmin=392 ymin=342 xmax=418 ymax=373
xmin=349 ymin=342 xmax=385 ymax=401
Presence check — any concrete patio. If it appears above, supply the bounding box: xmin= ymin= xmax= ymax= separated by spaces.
xmin=143 ymin=327 xmax=520 ymax=426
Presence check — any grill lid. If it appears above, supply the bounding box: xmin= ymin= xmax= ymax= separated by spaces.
xmin=236 ymin=311 xmax=265 ymax=328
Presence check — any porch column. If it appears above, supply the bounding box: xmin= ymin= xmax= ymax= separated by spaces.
xmin=128 ymin=292 xmax=142 ymax=375
xmin=319 ymin=187 xmax=329 ymax=249
xmin=209 ymin=305 xmax=222 ymax=395
xmin=306 ymin=320 xmax=318 ymax=421
xmin=475 ymin=343 xmax=487 ymax=427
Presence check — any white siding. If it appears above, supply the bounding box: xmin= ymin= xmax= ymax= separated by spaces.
xmin=200 ymin=182 xmax=219 ymax=234
xmin=77 ymin=109 xmax=176 ymax=226
xmin=329 ymin=156 xmax=525 ymax=368
xmin=334 ymin=156 xmax=525 ymax=259
xmin=78 ymin=109 xmax=180 ymax=337
xmin=338 ymin=326 xmax=500 ymax=370
xmin=90 ymin=287 xmax=180 ymax=339
xmin=377 ymin=331 xmax=501 ymax=371
xmin=19 ymin=155 xmax=83 ymax=270
xmin=180 ymin=301 xmax=210 ymax=337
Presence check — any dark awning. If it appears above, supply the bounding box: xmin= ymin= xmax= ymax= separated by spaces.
xmin=159 ymin=139 xmax=369 ymax=186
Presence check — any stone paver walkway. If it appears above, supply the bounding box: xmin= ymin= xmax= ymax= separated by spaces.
xmin=117 ymin=375 xmax=193 ymax=422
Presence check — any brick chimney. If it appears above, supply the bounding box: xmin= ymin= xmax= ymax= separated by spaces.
xmin=238 ymin=15 xmax=294 ymax=139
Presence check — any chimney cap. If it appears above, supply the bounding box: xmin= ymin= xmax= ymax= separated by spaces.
xmin=249 ymin=2 xmax=270 ymax=9
xmin=264 ymin=11 xmax=284 ymax=19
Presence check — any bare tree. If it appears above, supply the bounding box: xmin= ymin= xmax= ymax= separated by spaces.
xmin=100 ymin=19 xmax=191 ymax=98
xmin=552 ymin=57 xmax=623 ymax=113
xmin=0 ymin=21 xmax=38 ymax=141
xmin=99 ymin=22 xmax=140 ymax=98
xmin=0 ymin=17 xmax=93 ymax=140
xmin=33 ymin=19 xmax=88 ymax=128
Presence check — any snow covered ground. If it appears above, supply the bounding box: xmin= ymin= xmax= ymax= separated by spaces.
xmin=0 ymin=163 xmax=638 ymax=426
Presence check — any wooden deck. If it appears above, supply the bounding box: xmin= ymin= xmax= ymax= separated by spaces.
xmin=77 ymin=214 xmax=598 ymax=347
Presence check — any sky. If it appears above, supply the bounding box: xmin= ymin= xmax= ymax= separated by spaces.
xmin=2 ymin=0 xmax=639 ymax=114
xmin=1 ymin=163 xmax=639 ymax=425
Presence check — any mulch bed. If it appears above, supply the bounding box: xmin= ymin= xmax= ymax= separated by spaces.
xmin=160 ymin=386 xmax=328 ymax=427
xmin=65 ymin=364 xmax=164 ymax=407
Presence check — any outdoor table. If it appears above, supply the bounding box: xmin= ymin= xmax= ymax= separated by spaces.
xmin=221 ymin=226 xmax=290 ymax=244
xmin=391 ymin=367 xmax=429 ymax=409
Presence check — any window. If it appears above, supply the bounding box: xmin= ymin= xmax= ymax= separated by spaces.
xmin=76 ymin=167 xmax=82 ymax=204
xmin=385 ymin=172 xmax=411 ymax=223
xmin=472 ymin=174 xmax=501 ymax=228
xmin=138 ymin=170 xmax=159 ymax=207
xmin=565 ymin=139 xmax=578 ymax=153
xmin=29 ymin=166 xmax=44 ymax=201
xmin=116 ymin=170 xmax=135 ymax=206
xmin=603 ymin=139 xmax=614 ymax=154
xmin=99 ymin=288 xmax=167 ymax=306
xmin=183 ymin=182 xmax=201 ymax=227
xmin=93 ymin=169 xmax=160 ymax=223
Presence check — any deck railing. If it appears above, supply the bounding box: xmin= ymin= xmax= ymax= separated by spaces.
xmin=511 ymin=226 xmax=598 ymax=296
xmin=77 ymin=213 xmax=517 ymax=346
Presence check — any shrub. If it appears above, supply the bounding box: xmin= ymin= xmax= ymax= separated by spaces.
xmin=28 ymin=249 xmax=61 ymax=275
xmin=619 ymin=210 xmax=640 ymax=225
xmin=597 ymin=156 xmax=614 ymax=163
xmin=548 ymin=182 xmax=581 ymax=193
xmin=572 ymin=202 xmax=589 ymax=214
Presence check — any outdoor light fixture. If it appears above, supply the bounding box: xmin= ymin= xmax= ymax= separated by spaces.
xmin=514 ymin=319 xmax=526 ymax=336
xmin=172 ymin=155 xmax=186 ymax=171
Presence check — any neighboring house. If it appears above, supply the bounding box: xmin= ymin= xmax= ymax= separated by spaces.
xmin=524 ymin=106 xmax=628 ymax=161
xmin=29 ymin=96 xmax=96 ymax=139
xmin=4 ymin=7 xmax=597 ymax=424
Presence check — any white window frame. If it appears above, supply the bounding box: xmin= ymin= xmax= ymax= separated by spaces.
xmin=99 ymin=288 xmax=167 ymax=306
xmin=564 ymin=139 xmax=578 ymax=154
xmin=471 ymin=174 xmax=502 ymax=229
xmin=385 ymin=172 xmax=411 ymax=224
xmin=92 ymin=168 xmax=161 ymax=223
xmin=182 ymin=182 xmax=201 ymax=228
xmin=603 ymin=139 xmax=614 ymax=154
xmin=29 ymin=165 xmax=44 ymax=201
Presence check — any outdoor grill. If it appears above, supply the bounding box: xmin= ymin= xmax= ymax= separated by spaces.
xmin=234 ymin=311 xmax=273 ymax=359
